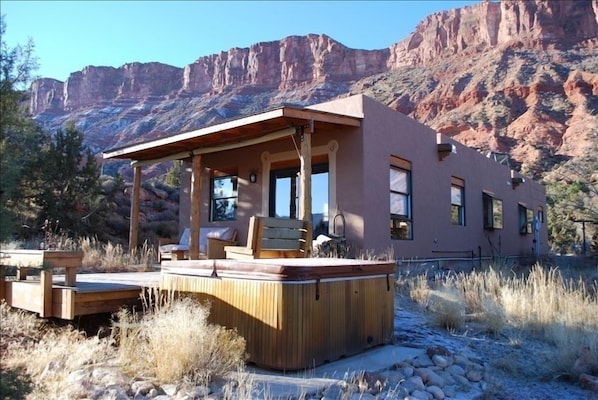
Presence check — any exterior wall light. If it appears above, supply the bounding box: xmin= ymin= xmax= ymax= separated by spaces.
xmin=249 ymin=172 xmax=258 ymax=183
xmin=436 ymin=132 xmax=456 ymax=161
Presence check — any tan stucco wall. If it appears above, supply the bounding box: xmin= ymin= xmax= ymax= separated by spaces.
xmin=327 ymin=95 xmax=548 ymax=259
xmin=179 ymin=94 xmax=548 ymax=260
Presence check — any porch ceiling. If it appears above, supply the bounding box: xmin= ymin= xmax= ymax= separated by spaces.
xmin=102 ymin=106 xmax=361 ymax=164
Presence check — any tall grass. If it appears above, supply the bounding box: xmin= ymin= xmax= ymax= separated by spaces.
xmin=1 ymin=293 xmax=248 ymax=398
xmin=79 ymin=237 xmax=155 ymax=271
xmin=2 ymin=235 xmax=156 ymax=272
xmin=403 ymin=263 xmax=598 ymax=377
xmin=0 ymin=302 xmax=114 ymax=399
xmin=115 ymin=292 xmax=247 ymax=385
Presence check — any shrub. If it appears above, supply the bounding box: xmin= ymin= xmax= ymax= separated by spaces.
xmin=106 ymin=214 xmax=130 ymax=236
xmin=427 ymin=287 xmax=465 ymax=330
xmin=1 ymin=301 xmax=114 ymax=399
xmin=151 ymin=199 xmax=166 ymax=211
xmin=115 ymin=296 xmax=246 ymax=385
xmin=1 ymin=295 xmax=248 ymax=398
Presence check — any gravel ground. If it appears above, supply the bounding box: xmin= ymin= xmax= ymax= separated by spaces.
xmin=393 ymin=296 xmax=595 ymax=400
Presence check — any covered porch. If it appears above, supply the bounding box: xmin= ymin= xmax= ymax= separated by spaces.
xmin=103 ymin=105 xmax=362 ymax=257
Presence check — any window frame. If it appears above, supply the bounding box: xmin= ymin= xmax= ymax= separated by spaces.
xmin=519 ymin=204 xmax=534 ymax=234
xmin=483 ymin=192 xmax=503 ymax=230
xmin=537 ymin=206 xmax=545 ymax=224
xmin=390 ymin=156 xmax=413 ymax=240
xmin=451 ymin=177 xmax=465 ymax=226
xmin=268 ymin=163 xmax=329 ymax=220
xmin=210 ymin=173 xmax=238 ymax=222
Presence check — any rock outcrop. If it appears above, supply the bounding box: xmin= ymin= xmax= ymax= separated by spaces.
xmin=27 ymin=0 xmax=598 ymax=178
xmin=388 ymin=0 xmax=598 ymax=68
xmin=30 ymin=35 xmax=389 ymax=114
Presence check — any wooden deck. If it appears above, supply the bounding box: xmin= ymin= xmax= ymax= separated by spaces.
xmin=1 ymin=253 xmax=396 ymax=371
xmin=1 ymin=269 xmax=160 ymax=320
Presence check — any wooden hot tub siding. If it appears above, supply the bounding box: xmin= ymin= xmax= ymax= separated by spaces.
xmin=160 ymin=259 xmax=395 ymax=370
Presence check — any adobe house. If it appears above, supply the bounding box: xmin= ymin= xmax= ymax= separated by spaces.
xmin=103 ymin=94 xmax=548 ymax=261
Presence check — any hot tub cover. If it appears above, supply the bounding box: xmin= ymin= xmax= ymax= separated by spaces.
xmin=161 ymin=258 xmax=395 ymax=281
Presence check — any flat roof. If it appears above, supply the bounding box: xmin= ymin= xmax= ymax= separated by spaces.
xmin=103 ymin=105 xmax=361 ymax=163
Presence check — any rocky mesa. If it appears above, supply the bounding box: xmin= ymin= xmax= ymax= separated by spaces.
xmin=28 ymin=0 xmax=598 ymax=179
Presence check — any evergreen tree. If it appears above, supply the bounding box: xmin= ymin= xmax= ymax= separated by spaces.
xmin=546 ymin=155 xmax=598 ymax=254
xmin=33 ymin=122 xmax=106 ymax=238
xmin=164 ymin=160 xmax=181 ymax=187
xmin=0 ymin=16 xmax=43 ymax=240
xmin=1 ymin=18 xmax=109 ymax=242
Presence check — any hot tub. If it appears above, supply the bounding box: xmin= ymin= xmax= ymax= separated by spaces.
xmin=160 ymin=258 xmax=395 ymax=370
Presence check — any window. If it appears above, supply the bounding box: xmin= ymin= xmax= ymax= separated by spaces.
xmin=483 ymin=193 xmax=503 ymax=230
xmin=210 ymin=175 xmax=238 ymax=221
xmin=451 ymin=177 xmax=465 ymax=225
xmin=269 ymin=163 xmax=329 ymax=236
xmin=537 ymin=206 xmax=545 ymax=223
xmin=390 ymin=156 xmax=412 ymax=240
xmin=519 ymin=204 xmax=534 ymax=234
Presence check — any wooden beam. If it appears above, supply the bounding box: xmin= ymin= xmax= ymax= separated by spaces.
xmin=283 ymin=107 xmax=362 ymax=127
xmin=40 ymin=269 xmax=53 ymax=318
xmin=131 ymin=127 xmax=296 ymax=167
xmin=299 ymin=123 xmax=312 ymax=225
xmin=129 ymin=165 xmax=141 ymax=252
xmin=189 ymin=154 xmax=202 ymax=259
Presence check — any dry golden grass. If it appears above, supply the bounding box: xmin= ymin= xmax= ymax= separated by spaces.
xmin=80 ymin=237 xmax=155 ymax=272
xmin=1 ymin=301 xmax=115 ymax=399
xmin=404 ymin=262 xmax=598 ymax=376
xmin=115 ymin=293 xmax=247 ymax=385
xmin=1 ymin=293 xmax=248 ymax=398
xmin=1 ymin=235 xmax=156 ymax=273
xmin=427 ymin=287 xmax=465 ymax=330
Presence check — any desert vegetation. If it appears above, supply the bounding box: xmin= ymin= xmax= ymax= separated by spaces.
xmin=0 ymin=291 xmax=248 ymax=399
xmin=1 ymin=234 xmax=157 ymax=273
xmin=115 ymin=292 xmax=246 ymax=385
xmin=397 ymin=259 xmax=598 ymax=380
xmin=1 ymin=257 xmax=596 ymax=398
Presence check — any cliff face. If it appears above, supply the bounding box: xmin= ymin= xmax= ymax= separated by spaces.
xmin=28 ymin=0 xmax=598 ymax=178
xmin=388 ymin=0 xmax=598 ymax=68
xmin=30 ymin=34 xmax=390 ymax=114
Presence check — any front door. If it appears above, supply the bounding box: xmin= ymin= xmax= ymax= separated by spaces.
xmin=269 ymin=163 xmax=329 ymax=236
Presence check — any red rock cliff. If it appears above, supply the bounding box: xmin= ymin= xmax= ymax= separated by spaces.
xmin=26 ymin=0 xmax=597 ymax=179
xmin=388 ymin=0 xmax=598 ymax=68
xmin=30 ymin=34 xmax=389 ymax=113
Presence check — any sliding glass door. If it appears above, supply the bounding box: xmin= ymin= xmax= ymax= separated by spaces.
xmin=269 ymin=163 xmax=329 ymax=236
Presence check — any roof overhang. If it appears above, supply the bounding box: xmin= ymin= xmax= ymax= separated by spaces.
xmin=102 ymin=105 xmax=361 ymax=166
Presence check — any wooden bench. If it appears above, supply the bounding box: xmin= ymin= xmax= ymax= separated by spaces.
xmin=0 ymin=250 xmax=83 ymax=317
xmin=225 ymin=216 xmax=311 ymax=259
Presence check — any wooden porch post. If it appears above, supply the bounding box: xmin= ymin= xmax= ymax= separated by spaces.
xmin=299 ymin=123 xmax=313 ymax=251
xmin=189 ymin=154 xmax=202 ymax=259
xmin=129 ymin=165 xmax=141 ymax=252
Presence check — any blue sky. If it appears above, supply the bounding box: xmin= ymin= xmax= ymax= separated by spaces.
xmin=2 ymin=1 xmax=479 ymax=82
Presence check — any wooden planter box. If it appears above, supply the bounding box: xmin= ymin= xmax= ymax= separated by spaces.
xmin=160 ymin=258 xmax=395 ymax=370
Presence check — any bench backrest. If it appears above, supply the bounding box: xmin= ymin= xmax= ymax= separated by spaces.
xmin=247 ymin=216 xmax=311 ymax=258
